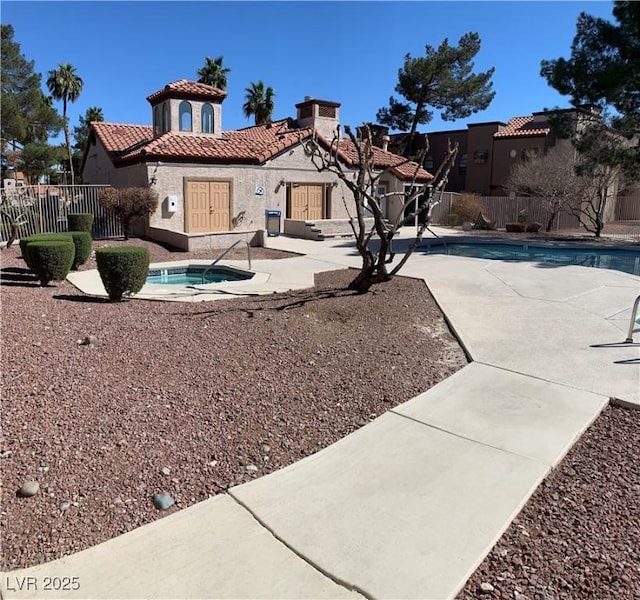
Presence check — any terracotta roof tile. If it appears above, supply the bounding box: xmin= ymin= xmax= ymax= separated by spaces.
xmin=91 ymin=118 xmax=432 ymax=181
xmin=92 ymin=123 xmax=153 ymax=153
xmin=331 ymin=139 xmax=433 ymax=182
xmin=494 ymin=116 xmax=550 ymax=138
xmin=146 ymin=79 xmax=227 ymax=103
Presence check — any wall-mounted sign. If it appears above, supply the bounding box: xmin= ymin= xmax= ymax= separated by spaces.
xmin=255 ymin=184 xmax=265 ymax=197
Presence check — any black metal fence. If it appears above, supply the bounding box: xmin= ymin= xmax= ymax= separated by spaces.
xmin=0 ymin=185 xmax=123 ymax=243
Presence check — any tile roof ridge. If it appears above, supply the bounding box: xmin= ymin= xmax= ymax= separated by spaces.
xmin=95 ymin=121 xmax=152 ymax=129
xmin=232 ymin=117 xmax=295 ymax=133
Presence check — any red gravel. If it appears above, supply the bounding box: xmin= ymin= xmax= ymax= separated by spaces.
xmin=458 ymin=404 xmax=640 ymax=600
xmin=0 ymin=239 xmax=467 ymax=569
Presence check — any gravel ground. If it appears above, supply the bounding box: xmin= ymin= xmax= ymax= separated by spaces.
xmin=2 ymin=236 xmax=638 ymax=596
xmin=458 ymin=404 xmax=640 ymax=600
xmin=0 ymin=239 xmax=467 ymax=569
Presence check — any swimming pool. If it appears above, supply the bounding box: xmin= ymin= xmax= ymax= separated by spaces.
xmin=423 ymin=241 xmax=640 ymax=276
xmin=146 ymin=265 xmax=254 ymax=285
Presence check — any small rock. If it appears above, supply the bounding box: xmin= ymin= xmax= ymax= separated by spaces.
xmin=19 ymin=480 xmax=40 ymax=497
xmin=161 ymin=467 xmax=171 ymax=476
xmin=59 ymin=500 xmax=71 ymax=513
xmin=33 ymin=341 xmax=42 ymax=347
xmin=480 ymin=582 xmax=495 ymax=593
xmin=207 ymin=460 xmax=218 ymax=467
xmin=37 ymin=465 xmax=49 ymax=473
xmin=78 ymin=335 xmax=97 ymax=346
xmin=0 ymin=450 xmax=12 ymax=459
xmin=245 ymin=464 xmax=258 ymax=472
xmin=152 ymin=493 xmax=175 ymax=510
xmin=261 ymin=444 xmax=271 ymax=454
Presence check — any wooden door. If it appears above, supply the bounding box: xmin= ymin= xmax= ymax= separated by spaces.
xmin=210 ymin=181 xmax=230 ymax=231
xmin=185 ymin=180 xmax=230 ymax=232
xmin=290 ymin=185 xmax=308 ymax=220
xmin=290 ymin=184 xmax=324 ymax=221
xmin=306 ymin=184 xmax=324 ymax=221
xmin=186 ymin=181 xmax=210 ymax=233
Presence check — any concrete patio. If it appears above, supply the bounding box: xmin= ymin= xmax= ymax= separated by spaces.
xmin=3 ymin=229 xmax=639 ymax=599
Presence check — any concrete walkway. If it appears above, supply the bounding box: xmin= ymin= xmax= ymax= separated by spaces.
xmin=3 ymin=230 xmax=639 ymax=599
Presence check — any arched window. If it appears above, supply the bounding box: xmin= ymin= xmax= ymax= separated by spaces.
xmin=153 ymin=105 xmax=161 ymax=136
xmin=201 ymin=103 xmax=214 ymax=133
xmin=162 ymin=102 xmax=169 ymax=133
xmin=179 ymin=101 xmax=192 ymax=132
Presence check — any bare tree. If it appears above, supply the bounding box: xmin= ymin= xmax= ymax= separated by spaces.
xmin=302 ymin=125 xmax=458 ymax=292
xmin=506 ymin=129 xmax=624 ymax=237
xmin=566 ymin=118 xmax=628 ymax=237
xmin=506 ymin=145 xmax=583 ymax=232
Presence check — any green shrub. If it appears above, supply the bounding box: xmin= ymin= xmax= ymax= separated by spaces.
xmin=517 ymin=210 xmax=530 ymax=224
xmin=95 ymin=246 xmax=150 ymax=301
xmin=448 ymin=213 xmax=459 ymax=227
xmin=452 ymin=193 xmax=484 ymax=223
xmin=68 ymin=231 xmax=93 ymax=269
xmin=25 ymin=240 xmax=75 ymax=286
xmin=67 ymin=213 xmax=94 ymax=233
xmin=20 ymin=233 xmax=73 ymax=269
xmin=98 ymin=187 xmax=159 ymax=239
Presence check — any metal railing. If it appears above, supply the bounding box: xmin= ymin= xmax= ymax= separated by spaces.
xmin=201 ymin=239 xmax=252 ymax=283
xmin=625 ymin=295 xmax=640 ymax=343
xmin=0 ymin=185 xmax=123 ymax=242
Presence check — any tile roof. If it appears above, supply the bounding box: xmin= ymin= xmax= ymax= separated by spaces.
xmin=92 ymin=123 xmax=153 ymax=154
xmin=91 ymin=119 xmax=432 ymax=181
xmin=146 ymin=80 xmax=227 ymax=103
xmin=331 ymin=139 xmax=432 ymax=182
xmin=494 ymin=116 xmax=551 ymax=138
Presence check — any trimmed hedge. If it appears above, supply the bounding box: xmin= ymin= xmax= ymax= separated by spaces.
xmin=25 ymin=240 xmax=75 ymax=286
xmin=95 ymin=246 xmax=150 ymax=301
xmin=67 ymin=213 xmax=94 ymax=233
xmin=20 ymin=233 xmax=73 ymax=269
xmin=20 ymin=232 xmax=92 ymax=271
xmin=68 ymin=231 xmax=93 ymax=269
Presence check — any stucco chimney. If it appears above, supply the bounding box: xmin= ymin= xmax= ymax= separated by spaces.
xmin=382 ymin=135 xmax=390 ymax=152
xmin=295 ymin=98 xmax=341 ymax=140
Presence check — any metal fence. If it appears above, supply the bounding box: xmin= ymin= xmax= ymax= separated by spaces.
xmin=0 ymin=185 xmax=122 ymax=242
xmin=430 ymin=192 xmax=640 ymax=240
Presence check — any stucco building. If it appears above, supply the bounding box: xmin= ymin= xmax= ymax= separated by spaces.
xmin=82 ymin=80 xmax=431 ymax=250
xmin=385 ymin=110 xmax=578 ymax=197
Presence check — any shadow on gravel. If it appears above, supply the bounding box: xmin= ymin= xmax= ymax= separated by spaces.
xmin=191 ymin=287 xmax=360 ymax=318
xmin=0 ymin=267 xmax=40 ymax=286
xmin=52 ymin=294 xmax=110 ymax=304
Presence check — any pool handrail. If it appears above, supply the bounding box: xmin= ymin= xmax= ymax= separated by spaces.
xmin=624 ymin=294 xmax=640 ymax=343
xmin=201 ymin=240 xmax=252 ymax=283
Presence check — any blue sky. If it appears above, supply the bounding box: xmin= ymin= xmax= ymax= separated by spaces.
xmin=3 ymin=1 xmax=616 ymax=145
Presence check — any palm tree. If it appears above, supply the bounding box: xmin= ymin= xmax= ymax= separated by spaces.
xmin=47 ymin=63 xmax=83 ymax=186
xmin=84 ymin=106 xmax=104 ymax=123
xmin=242 ymin=81 xmax=275 ymax=126
xmin=197 ymin=56 xmax=230 ymax=90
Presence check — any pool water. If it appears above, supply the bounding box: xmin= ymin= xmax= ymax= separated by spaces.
xmin=424 ymin=243 xmax=640 ymax=276
xmin=146 ymin=266 xmax=253 ymax=285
